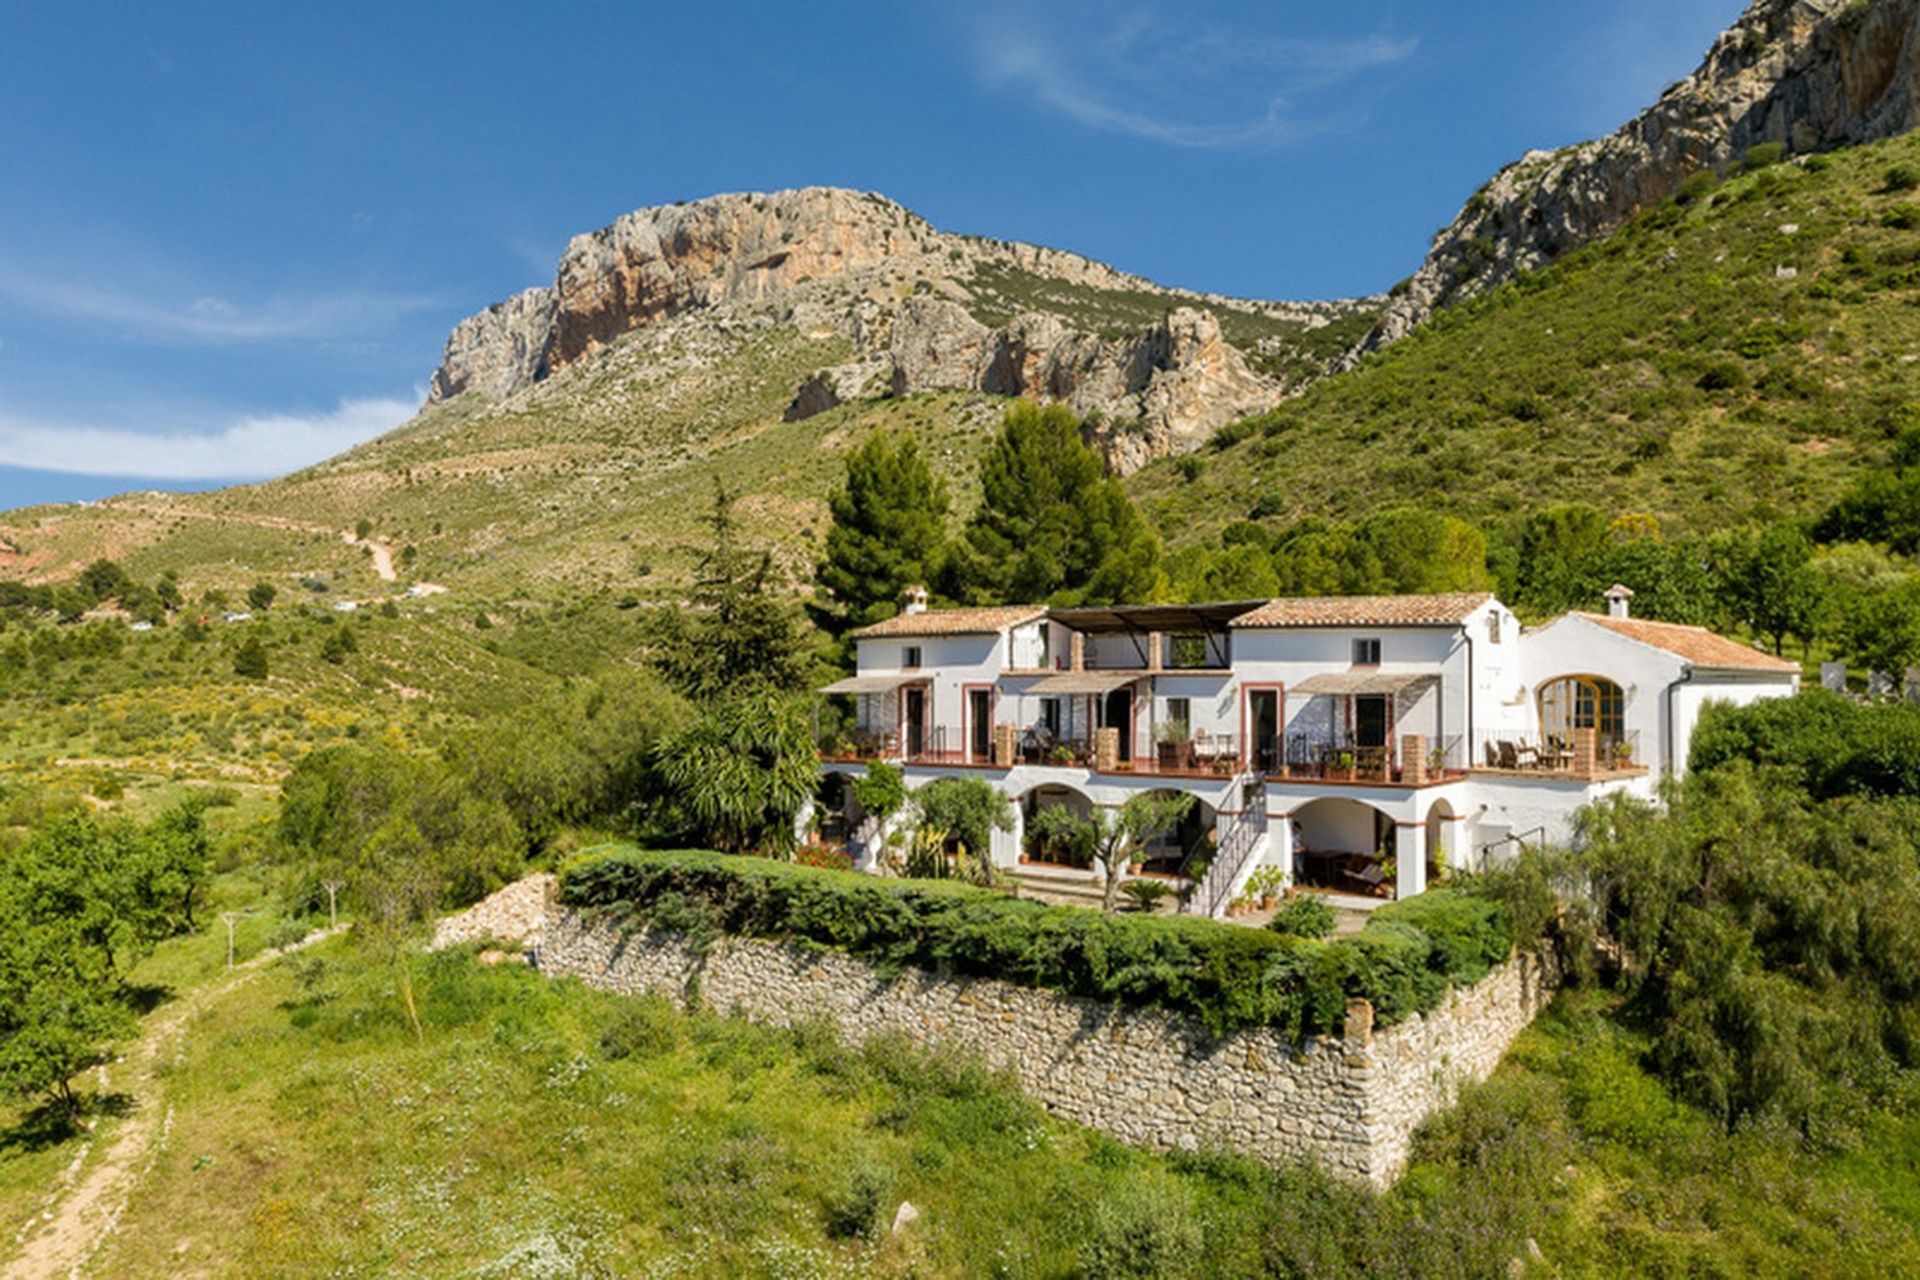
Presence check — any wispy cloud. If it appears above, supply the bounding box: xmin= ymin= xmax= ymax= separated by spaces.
xmin=963 ymin=5 xmax=1414 ymax=149
xmin=0 ymin=395 xmax=417 ymax=480
xmin=0 ymin=261 xmax=440 ymax=344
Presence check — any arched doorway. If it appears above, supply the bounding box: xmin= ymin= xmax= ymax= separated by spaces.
xmin=1132 ymin=789 xmax=1218 ymax=877
xmin=1537 ymin=675 xmax=1625 ymax=755
xmin=1018 ymin=783 xmax=1097 ymax=868
xmin=1424 ymin=798 xmax=1456 ymax=884
xmin=1290 ymin=796 xmax=1396 ymax=896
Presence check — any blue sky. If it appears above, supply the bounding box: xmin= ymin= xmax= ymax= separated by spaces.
xmin=0 ymin=0 xmax=1743 ymax=508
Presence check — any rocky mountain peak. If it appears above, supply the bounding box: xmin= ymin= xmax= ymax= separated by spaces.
xmin=426 ymin=187 xmax=1376 ymax=472
xmin=1370 ymin=0 xmax=1920 ymax=348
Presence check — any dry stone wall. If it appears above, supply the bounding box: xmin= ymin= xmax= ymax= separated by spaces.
xmin=530 ymin=906 xmax=1560 ymax=1186
xmin=430 ymin=873 xmax=555 ymax=952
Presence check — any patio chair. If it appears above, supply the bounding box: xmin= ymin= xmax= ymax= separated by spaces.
xmin=1496 ymin=740 xmax=1520 ymax=770
xmin=1483 ymin=741 xmax=1499 ymax=768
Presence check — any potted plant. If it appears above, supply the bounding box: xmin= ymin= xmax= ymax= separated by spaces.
xmin=1610 ymin=740 xmax=1633 ymax=767
xmin=1335 ymin=749 xmax=1356 ymax=780
xmin=1154 ymin=718 xmax=1191 ymax=771
xmin=1046 ymin=743 xmax=1076 ymax=766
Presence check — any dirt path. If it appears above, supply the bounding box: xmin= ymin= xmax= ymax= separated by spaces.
xmin=4 ymin=924 xmax=346 ymax=1280
xmin=93 ymin=500 xmax=399 ymax=583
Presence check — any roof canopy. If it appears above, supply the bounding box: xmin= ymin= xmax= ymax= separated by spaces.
xmin=1046 ymin=601 xmax=1266 ymax=634
xmin=1022 ymin=671 xmax=1147 ymax=695
xmin=818 ymin=674 xmax=925 ymax=695
xmin=1290 ymin=671 xmax=1440 ymax=697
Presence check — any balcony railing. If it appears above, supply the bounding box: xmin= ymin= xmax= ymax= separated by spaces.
xmin=1269 ymin=734 xmax=1467 ymax=785
xmin=1471 ymin=729 xmax=1642 ymax=775
xmin=1103 ymin=731 xmax=1241 ymax=777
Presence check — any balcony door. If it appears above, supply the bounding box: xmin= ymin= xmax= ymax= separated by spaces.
xmin=1103 ymin=686 xmax=1134 ymax=763
xmin=1354 ymin=695 xmax=1388 ymax=749
xmin=968 ymin=687 xmax=992 ymax=761
xmin=1246 ymin=687 xmax=1280 ymax=773
xmin=903 ymin=687 xmax=927 ymax=758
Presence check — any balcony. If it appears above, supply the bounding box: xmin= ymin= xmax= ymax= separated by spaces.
xmin=1470 ymin=729 xmax=1643 ymax=777
xmin=1262 ymin=734 xmax=1469 ymax=787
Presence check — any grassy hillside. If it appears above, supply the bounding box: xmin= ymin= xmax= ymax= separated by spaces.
xmin=0 ymin=328 xmax=1003 ymax=601
xmin=1131 ymin=130 xmax=1920 ymax=547
xmin=12 ymin=919 xmax=1917 ymax=1278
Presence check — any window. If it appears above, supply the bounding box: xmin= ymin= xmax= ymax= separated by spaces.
xmin=1165 ymin=696 xmax=1191 ymax=731
xmin=1486 ymin=612 xmax=1503 ymax=644
xmin=1168 ymin=633 xmax=1210 ymax=668
xmin=903 ymin=645 xmax=922 ymax=670
xmin=1352 ymin=638 xmax=1381 ymax=666
xmin=1040 ymin=697 xmax=1062 ymax=736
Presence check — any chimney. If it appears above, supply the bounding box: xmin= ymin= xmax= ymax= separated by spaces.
xmin=902 ymin=585 xmax=930 ymax=616
xmin=1604 ymin=584 xmax=1635 ymax=620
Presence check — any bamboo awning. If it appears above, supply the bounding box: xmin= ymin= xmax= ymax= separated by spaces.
xmin=1289 ymin=671 xmax=1440 ymax=697
xmin=1023 ymin=671 xmax=1146 ymax=695
xmin=817 ymin=674 xmax=925 ymax=695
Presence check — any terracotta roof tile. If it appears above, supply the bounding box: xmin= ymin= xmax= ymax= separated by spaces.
xmin=1231 ymin=592 xmax=1494 ymax=629
xmin=1572 ymin=613 xmax=1800 ymax=673
xmin=852 ymin=604 xmax=1046 ymax=639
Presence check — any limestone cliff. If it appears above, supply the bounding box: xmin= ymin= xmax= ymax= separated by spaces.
xmin=426 ymin=187 xmax=1373 ymax=473
xmin=1371 ymin=0 xmax=1920 ymax=349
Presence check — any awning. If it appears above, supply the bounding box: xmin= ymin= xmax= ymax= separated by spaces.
xmin=1289 ymin=671 xmax=1440 ymax=697
xmin=817 ymin=674 xmax=925 ymax=695
xmin=1023 ymin=671 xmax=1145 ymax=695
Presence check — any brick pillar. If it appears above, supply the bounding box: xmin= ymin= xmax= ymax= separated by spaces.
xmin=1573 ymin=727 xmax=1598 ymax=777
xmin=1147 ymin=631 xmax=1164 ymax=672
xmin=1401 ymin=733 xmax=1428 ymax=786
xmin=1070 ymin=632 xmax=1086 ymax=671
xmin=1094 ymin=726 xmax=1120 ymax=774
xmin=993 ymin=723 xmax=1017 ymax=769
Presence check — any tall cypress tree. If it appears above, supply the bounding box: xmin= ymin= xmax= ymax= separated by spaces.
xmin=957 ymin=402 xmax=1160 ymax=605
xmin=817 ymin=431 xmax=950 ymax=631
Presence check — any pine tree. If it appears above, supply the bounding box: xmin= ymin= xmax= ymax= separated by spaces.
xmin=652 ymin=483 xmax=813 ymax=700
xmin=817 ymin=431 xmax=950 ymax=631
xmin=957 ymin=402 xmax=1160 ymax=605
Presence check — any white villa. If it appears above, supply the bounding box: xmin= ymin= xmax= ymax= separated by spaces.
xmin=813 ymin=585 xmax=1799 ymax=915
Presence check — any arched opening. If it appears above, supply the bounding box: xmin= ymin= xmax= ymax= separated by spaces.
xmin=1133 ymin=789 xmax=1218 ymax=878
xmin=1537 ymin=674 xmax=1625 ymax=756
xmin=1290 ymin=796 xmax=1397 ymax=897
xmin=1424 ymin=798 xmax=1456 ymax=885
xmin=1018 ymin=783 xmax=1097 ymax=869
xmin=811 ymin=769 xmax=868 ymax=848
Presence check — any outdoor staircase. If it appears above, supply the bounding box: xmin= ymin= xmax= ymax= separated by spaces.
xmin=1184 ymin=775 xmax=1270 ymax=919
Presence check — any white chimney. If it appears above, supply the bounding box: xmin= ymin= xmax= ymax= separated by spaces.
xmin=1605 ymin=583 xmax=1635 ymax=620
xmin=903 ymin=585 xmax=930 ymax=615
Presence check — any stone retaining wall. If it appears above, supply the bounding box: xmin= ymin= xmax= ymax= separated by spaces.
xmin=532 ymin=907 xmax=1560 ymax=1186
xmin=430 ymin=874 xmax=555 ymax=951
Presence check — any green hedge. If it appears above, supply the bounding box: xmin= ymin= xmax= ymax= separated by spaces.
xmin=558 ymin=850 xmax=1520 ymax=1039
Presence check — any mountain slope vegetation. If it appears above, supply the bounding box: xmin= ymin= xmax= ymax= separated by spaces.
xmin=1132 ymin=130 xmax=1920 ymax=547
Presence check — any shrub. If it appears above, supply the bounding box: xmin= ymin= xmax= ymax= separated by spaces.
xmin=1885 ymin=161 xmax=1920 ymax=192
xmin=599 ymin=996 xmax=679 ymax=1060
xmin=819 ymin=1152 xmax=893 ymax=1240
xmin=1079 ymin=1180 xmax=1204 ymax=1279
xmin=1119 ymin=880 xmax=1173 ymax=912
xmin=1674 ymin=170 xmax=1720 ymax=205
xmin=1269 ymin=894 xmax=1337 ymax=940
xmin=1885 ymin=204 xmax=1920 ymax=230
xmin=1742 ymin=142 xmax=1786 ymax=171
xmin=558 ymin=850 xmax=1517 ymax=1038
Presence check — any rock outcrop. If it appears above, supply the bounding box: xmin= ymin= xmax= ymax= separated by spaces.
xmin=429 ymin=287 xmax=557 ymax=402
xmin=1371 ymin=0 xmax=1920 ymax=349
xmin=425 ymin=186 xmax=1372 ymax=471
xmin=878 ymin=300 xmax=1275 ymax=469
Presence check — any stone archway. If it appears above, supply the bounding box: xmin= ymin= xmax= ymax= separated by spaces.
xmin=1289 ymin=796 xmax=1397 ymax=894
